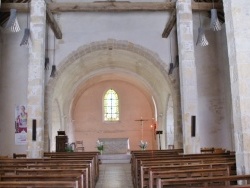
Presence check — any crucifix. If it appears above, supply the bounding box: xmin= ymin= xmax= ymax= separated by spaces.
xmin=135 ymin=117 xmax=149 ymax=140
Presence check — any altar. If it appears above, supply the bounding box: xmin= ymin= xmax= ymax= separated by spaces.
xmin=98 ymin=138 xmax=131 ymax=163
xmin=98 ymin=138 xmax=129 ymax=154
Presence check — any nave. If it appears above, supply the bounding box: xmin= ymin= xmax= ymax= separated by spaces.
xmin=95 ymin=163 xmax=133 ymax=188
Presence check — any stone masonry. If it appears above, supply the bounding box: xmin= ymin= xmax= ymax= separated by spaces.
xmin=176 ymin=0 xmax=200 ymax=153
xmin=27 ymin=0 xmax=46 ymax=158
xmin=224 ymin=0 xmax=250 ymax=175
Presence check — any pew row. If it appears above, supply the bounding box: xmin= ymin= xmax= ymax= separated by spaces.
xmin=156 ymin=174 xmax=250 ymax=188
xmin=1 ymin=152 xmax=100 ymax=188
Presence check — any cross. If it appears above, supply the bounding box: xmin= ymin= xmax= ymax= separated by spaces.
xmin=135 ymin=117 xmax=149 ymax=140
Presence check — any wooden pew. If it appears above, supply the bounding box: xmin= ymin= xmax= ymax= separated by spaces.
xmin=13 ymin=151 xmax=99 ymax=181
xmin=148 ymin=167 xmax=229 ymax=188
xmin=13 ymin=151 xmax=100 ymax=182
xmin=156 ymin=174 xmax=250 ymax=188
xmin=131 ymin=149 xmax=184 ymax=186
xmin=0 ymin=161 xmax=92 ymax=188
xmin=0 ymin=174 xmax=82 ymax=188
xmin=141 ymin=162 xmax=235 ymax=188
xmin=0 ymin=154 xmax=98 ymax=188
xmin=44 ymin=152 xmax=100 ymax=181
xmin=0 ymin=180 xmax=77 ymax=188
xmin=132 ymin=152 xmax=235 ymax=188
xmin=0 ymin=164 xmax=89 ymax=187
xmin=0 ymin=168 xmax=87 ymax=188
xmin=142 ymin=161 xmax=235 ymax=187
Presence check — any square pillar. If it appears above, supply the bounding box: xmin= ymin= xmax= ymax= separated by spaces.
xmin=176 ymin=0 xmax=200 ymax=153
xmin=27 ymin=0 xmax=46 ymax=158
xmin=224 ymin=0 xmax=250 ymax=175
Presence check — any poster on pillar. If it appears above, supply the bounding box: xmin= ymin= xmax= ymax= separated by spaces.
xmin=15 ymin=105 xmax=27 ymax=145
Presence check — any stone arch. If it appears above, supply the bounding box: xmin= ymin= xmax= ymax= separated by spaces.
xmin=45 ymin=39 xmax=182 ymax=151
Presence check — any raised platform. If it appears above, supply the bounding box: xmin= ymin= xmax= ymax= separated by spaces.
xmin=98 ymin=154 xmax=131 ymax=164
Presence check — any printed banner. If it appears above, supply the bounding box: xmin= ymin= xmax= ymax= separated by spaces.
xmin=15 ymin=105 xmax=27 ymax=145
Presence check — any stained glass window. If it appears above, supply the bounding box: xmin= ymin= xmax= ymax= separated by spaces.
xmin=104 ymin=89 xmax=119 ymax=121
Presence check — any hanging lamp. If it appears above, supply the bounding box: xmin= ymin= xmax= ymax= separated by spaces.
xmin=4 ymin=9 xmax=20 ymax=32
xmin=196 ymin=0 xmax=209 ymax=47
xmin=20 ymin=3 xmax=30 ymax=46
xmin=44 ymin=23 xmax=50 ymax=70
xmin=50 ymin=37 xmax=56 ymax=77
xmin=168 ymin=32 xmax=174 ymax=75
xmin=210 ymin=0 xmax=221 ymax=31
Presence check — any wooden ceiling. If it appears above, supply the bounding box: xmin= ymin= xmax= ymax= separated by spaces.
xmin=0 ymin=0 xmax=224 ymax=39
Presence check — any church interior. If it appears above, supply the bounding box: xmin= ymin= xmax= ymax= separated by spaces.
xmin=1 ymin=0 xmax=250 ymax=187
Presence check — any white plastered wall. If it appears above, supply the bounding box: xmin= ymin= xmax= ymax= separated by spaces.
xmin=0 ymin=2 xmax=234 ymax=155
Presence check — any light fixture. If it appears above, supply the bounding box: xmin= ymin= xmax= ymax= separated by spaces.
xmin=50 ymin=65 xmax=56 ymax=77
xmin=168 ymin=31 xmax=178 ymax=75
xmin=20 ymin=28 xmax=30 ymax=46
xmin=196 ymin=27 xmax=209 ymax=46
xmin=4 ymin=9 xmax=20 ymax=33
xmin=50 ymin=37 xmax=56 ymax=77
xmin=196 ymin=0 xmax=209 ymax=47
xmin=210 ymin=0 xmax=221 ymax=31
xmin=168 ymin=32 xmax=174 ymax=75
xmin=20 ymin=3 xmax=30 ymax=46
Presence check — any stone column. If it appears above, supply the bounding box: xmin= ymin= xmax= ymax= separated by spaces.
xmin=27 ymin=0 xmax=46 ymax=158
xmin=176 ymin=0 xmax=200 ymax=153
xmin=223 ymin=0 xmax=250 ymax=175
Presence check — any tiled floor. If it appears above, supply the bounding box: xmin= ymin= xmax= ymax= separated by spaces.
xmin=95 ymin=163 xmax=134 ymax=188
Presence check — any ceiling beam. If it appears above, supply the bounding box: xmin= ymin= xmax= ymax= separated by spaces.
xmin=192 ymin=2 xmax=223 ymax=11
xmin=0 ymin=2 xmax=223 ymax=13
xmin=0 ymin=1 xmax=223 ymax=40
xmin=48 ymin=2 xmax=175 ymax=12
xmin=46 ymin=7 xmax=62 ymax=39
xmin=162 ymin=10 xmax=176 ymax=38
xmin=161 ymin=2 xmax=223 ymax=39
xmin=0 ymin=3 xmax=62 ymax=39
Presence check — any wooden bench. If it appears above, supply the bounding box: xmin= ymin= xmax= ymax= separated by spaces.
xmin=0 ymin=168 xmax=88 ymax=188
xmin=0 ymin=174 xmax=82 ymax=188
xmin=133 ymin=153 xmax=235 ymax=188
xmin=156 ymin=174 xmax=250 ymax=188
xmin=0 ymin=153 xmax=99 ymax=188
xmin=0 ymin=180 xmax=77 ymax=188
xmin=201 ymin=147 xmax=228 ymax=154
xmin=148 ymin=167 xmax=229 ymax=188
xmin=0 ymin=163 xmax=91 ymax=188
xmin=141 ymin=162 xmax=236 ymax=188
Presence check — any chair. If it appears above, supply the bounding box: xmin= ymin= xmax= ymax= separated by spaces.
xmin=75 ymin=140 xmax=84 ymax=152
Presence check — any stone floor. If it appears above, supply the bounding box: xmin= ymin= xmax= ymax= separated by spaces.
xmin=95 ymin=163 xmax=133 ymax=188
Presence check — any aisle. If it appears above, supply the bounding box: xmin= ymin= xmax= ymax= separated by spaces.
xmin=95 ymin=163 xmax=133 ymax=188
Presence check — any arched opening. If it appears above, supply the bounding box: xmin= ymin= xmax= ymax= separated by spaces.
xmin=45 ymin=39 xmax=180 ymax=151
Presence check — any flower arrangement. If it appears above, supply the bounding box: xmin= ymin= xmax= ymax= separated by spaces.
xmin=96 ymin=140 xmax=104 ymax=153
xmin=139 ymin=140 xmax=148 ymax=150
xmin=65 ymin=142 xmax=74 ymax=152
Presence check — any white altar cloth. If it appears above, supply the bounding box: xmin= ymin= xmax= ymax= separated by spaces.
xmin=98 ymin=138 xmax=129 ymax=154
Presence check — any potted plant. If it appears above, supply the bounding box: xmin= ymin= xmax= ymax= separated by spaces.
xmin=96 ymin=140 xmax=104 ymax=154
xmin=139 ymin=140 xmax=148 ymax=150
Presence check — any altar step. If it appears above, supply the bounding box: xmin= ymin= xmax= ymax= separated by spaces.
xmin=98 ymin=154 xmax=131 ymax=164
